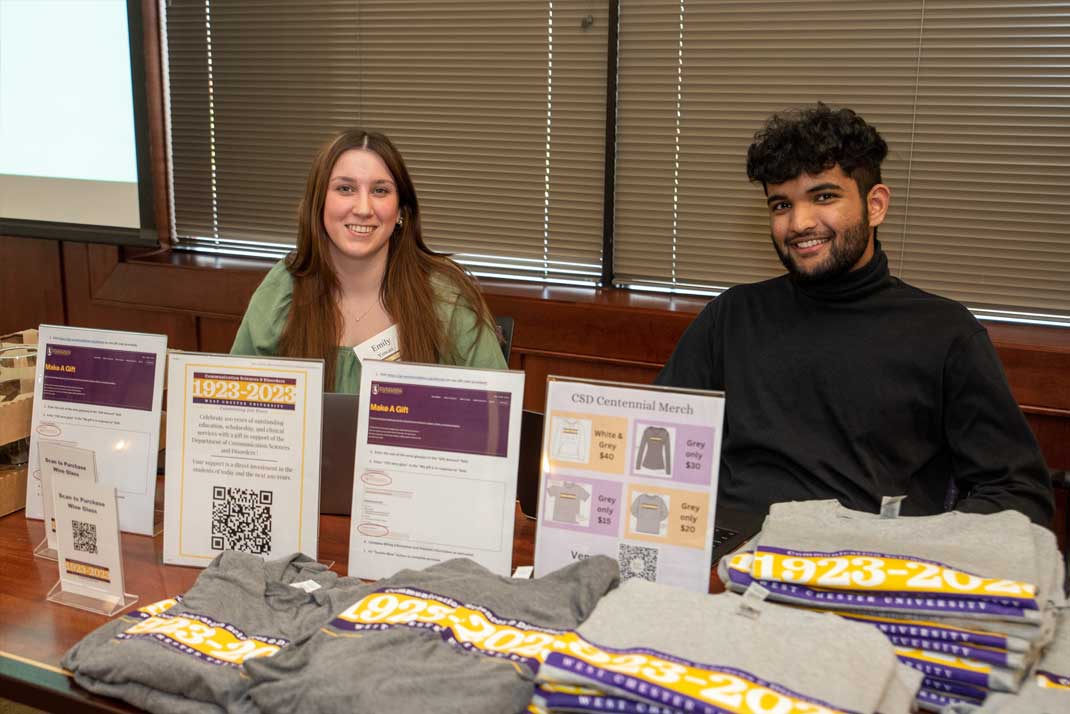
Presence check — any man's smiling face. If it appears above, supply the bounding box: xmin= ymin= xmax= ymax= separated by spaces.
xmin=765 ymin=165 xmax=878 ymax=282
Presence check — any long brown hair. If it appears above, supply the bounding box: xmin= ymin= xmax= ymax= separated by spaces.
xmin=278 ymin=130 xmax=497 ymax=387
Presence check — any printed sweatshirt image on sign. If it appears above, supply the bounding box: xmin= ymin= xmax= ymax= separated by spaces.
xmin=633 ymin=425 xmax=673 ymax=476
xmin=350 ymin=360 xmax=525 ymax=580
xmin=551 ymin=416 xmax=591 ymax=463
xmin=163 ymin=352 xmax=323 ymax=567
xmin=534 ymin=377 xmax=724 ymax=593
xmin=27 ymin=325 xmax=167 ymax=536
xmin=548 ymin=412 xmax=629 ymax=476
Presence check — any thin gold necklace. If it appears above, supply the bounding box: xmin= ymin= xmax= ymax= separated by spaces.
xmin=351 ymin=301 xmax=377 ymax=323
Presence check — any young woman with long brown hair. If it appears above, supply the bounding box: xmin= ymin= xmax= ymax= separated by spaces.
xmin=231 ymin=130 xmax=506 ymax=392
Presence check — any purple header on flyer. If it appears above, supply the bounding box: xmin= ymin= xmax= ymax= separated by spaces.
xmin=195 ymin=372 xmax=292 ymax=384
xmin=191 ymin=373 xmax=297 ymax=410
xmin=366 ymin=381 xmax=511 ymax=457
xmin=42 ymin=343 xmax=156 ymax=411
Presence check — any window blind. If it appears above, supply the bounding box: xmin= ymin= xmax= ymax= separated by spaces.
xmin=893 ymin=2 xmax=1070 ymax=320
xmin=613 ymin=0 xmax=1070 ymax=323
xmin=164 ymin=0 xmax=607 ymax=284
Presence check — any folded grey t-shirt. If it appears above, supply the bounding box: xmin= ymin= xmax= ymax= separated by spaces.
xmin=240 ymin=555 xmax=620 ymax=714
xmin=540 ymin=578 xmax=921 ymax=714
xmin=759 ymin=501 xmax=1044 ymax=595
xmin=62 ymin=552 xmax=366 ymax=714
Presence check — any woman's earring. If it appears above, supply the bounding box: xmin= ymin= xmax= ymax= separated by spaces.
xmin=396 ymin=216 xmax=404 ymax=228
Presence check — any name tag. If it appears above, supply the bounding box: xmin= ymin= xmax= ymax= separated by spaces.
xmin=353 ymin=325 xmax=400 ymax=363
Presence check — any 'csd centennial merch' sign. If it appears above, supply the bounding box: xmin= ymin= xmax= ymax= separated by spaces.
xmin=534 ymin=377 xmax=724 ymax=593
xmin=164 ymin=352 xmax=323 ymax=567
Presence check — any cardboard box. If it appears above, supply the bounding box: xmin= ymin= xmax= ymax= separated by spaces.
xmin=0 ymin=330 xmax=35 ymax=447
xmin=0 ymin=393 xmax=32 ymax=446
xmin=0 ymin=463 xmax=27 ymax=518
xmin=0 ymin=329 xmax=37 ymax=516
xmin=0 ymin=328 xmax=37 ymax=382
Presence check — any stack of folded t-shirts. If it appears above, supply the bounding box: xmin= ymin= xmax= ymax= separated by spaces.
xmin=63 ymin=553 xmax=620 ymax=714
xmin=940 ymin=609 xmax=1068 ymax=712
xmin=530 ymin=577 xmax=923 ymax=714
xmin=716 ymin=500 xmax=1067 ymax=713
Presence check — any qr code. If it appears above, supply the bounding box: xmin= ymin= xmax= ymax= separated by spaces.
xmin=72 ymin=520 xmax=98 ymax=554
xmin=211 ymin=486 xmax=273 ymax=554
xmin=618 ymin=543 xmax=658 ymax=582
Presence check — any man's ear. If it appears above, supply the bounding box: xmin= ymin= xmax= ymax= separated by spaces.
xmin=866 ymin=183 xmax=891 ymax=227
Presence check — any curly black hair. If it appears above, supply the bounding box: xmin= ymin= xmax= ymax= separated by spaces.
xmin=746 ymin=103 xmax=888 ymax=196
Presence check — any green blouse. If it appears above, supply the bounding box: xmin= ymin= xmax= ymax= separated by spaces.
xmin=231 ymin=260 xmax=508 ymax=393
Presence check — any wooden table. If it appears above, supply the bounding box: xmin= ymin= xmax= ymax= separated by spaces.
xmin=0 ymin=505 xmax=721 ymax=713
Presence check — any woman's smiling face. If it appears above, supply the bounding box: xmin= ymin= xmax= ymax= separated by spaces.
xmin=321 ymin=148 xmax=400 ymax=267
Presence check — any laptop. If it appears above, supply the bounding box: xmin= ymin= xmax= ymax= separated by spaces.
xmin=514 ymin=409 xmax=762 ymax=562
xmin=709 ymin=504 xmax=763 ymax=564
xmin=322 ymin=400 xmax=542 ymax=517
xmin=516 ymin=409 xmax=545 ymax=520
xmin=319 ymin=392 xmax=360 ymax=515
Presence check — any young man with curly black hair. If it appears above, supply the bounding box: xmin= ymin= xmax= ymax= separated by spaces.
xmin=657 ymin=103 xmax=1053 ymax=526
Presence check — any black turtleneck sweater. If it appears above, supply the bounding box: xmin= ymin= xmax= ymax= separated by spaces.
xmin=656 ymin=244 xmax=1053 ymax=525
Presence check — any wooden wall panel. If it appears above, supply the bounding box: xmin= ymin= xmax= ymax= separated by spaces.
xmin=488 ymin=293 xmax=693 ymax=363
xmin=0 ymin=236 xmax=65 ymax=334
xmin=60 ymin=243 xmax=198 ymax=350
xmin=995 ymin=344 xmax=1070 ymax=413
xmin=517 ymin=351 xmax=660 ymax=411
xmin=1026 ymin=413 xmax=1070 ymax=471
xmin=197 ymin=317 xmax=242 ymax=354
